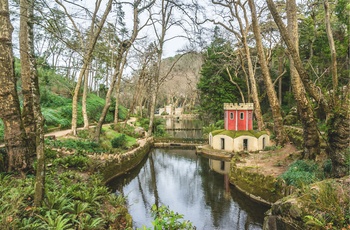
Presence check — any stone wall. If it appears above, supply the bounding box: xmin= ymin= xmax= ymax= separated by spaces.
xmin=100 ymin=139 xmax=153 ymax=183
xmin=229 ymin=163 xmax=294 ymax=205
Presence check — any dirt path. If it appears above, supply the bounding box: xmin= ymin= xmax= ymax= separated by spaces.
xmin=236 ymin=143 xmax=301 ymax=177
xmin=0 ymin=118 xmax=138 ymax=148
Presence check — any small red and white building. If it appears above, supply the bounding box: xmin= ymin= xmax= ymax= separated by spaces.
xmin=209 ymin=103 xmax=270 ymax=152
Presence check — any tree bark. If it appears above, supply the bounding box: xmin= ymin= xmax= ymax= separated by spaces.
xmin=0 ymin=0 xmax=30 ymax=175
xmin=20 ymin=0 xmax=46 ymax=205
xmin=248 ymin=0 xmax=288 ymax=145
xmin=82 ymin=64 xmax=89 ymax=129
xmin=324 ymin=0 xmax=338 ymax=102
xmin=286 ymin=0 xmax=320 ymax=159
xmin=20 ymin=0 xmax=36 ymax=163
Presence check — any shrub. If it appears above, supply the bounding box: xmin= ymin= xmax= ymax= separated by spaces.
xmin=280 ymin=160 xmax=322 ymax=187
xmin=111 ymin=134 xmax=127 ymax=148
xmin=148 ymin=204 xmax=195 ymax=230
xmin=53 ymin=153 xmax=90 ymax=170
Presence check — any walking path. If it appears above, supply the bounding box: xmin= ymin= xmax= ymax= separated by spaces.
xmin=0 ymin=118 xmax=138 ymax=148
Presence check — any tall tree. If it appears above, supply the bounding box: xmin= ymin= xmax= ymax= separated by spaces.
xmin=0 ymin=0 xmax=30 ymax=175
xmin=55 ymin=0 xmax=113 ymax=135
xmin=203 ymin=0 xmax=265 ymax=131
xmin=285 ymin=0 xmax=320 ymax=158
xmin=247 ymin=0 xmax=288 ymax=145
xmin=20 ymin=0 xmax=36 ymax=160
xmin=94 ymin=0 xmax=154 ymax=141
xmin=266 ymin=0 xmax=350 ymax=177
xmin=20 ymin=0 xmax=46 ymax=205
xmin=197 ymin=38 xmax=247 ymax=122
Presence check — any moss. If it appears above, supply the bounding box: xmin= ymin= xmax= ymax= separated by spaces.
xmin=229 ymin=164 xmax=289 ymax=203
xmin=212 ymin=129 xmax=268 ymax=138
xmin=102 ymin=141 xmax=151 ymax=183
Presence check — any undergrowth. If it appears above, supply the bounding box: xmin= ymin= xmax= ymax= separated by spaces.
xmin=0 ymin=169 xmax=131 ymax=229
xmin=280 ymin=160 xmax=323 ymax=188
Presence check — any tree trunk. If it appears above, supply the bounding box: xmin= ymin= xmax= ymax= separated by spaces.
xmin=70 ymin=0 xmax=112 ymax=135
xmin=324 ymin=0 xmax=338 ymax=100
xmin=266 ymin=0 xmax=329 ymax=112
xmin=82 ymin=64 xmax=89 ymax=129
xmin=248 ymin=0 xmax=288 ymax=145
xmin=114 ymin=54 xmax=127 ymax=125
xmin=327 ymin=107 xmax=350 ymax=177
xmin=20 ymin=0 xmax=46 ymax=206
xmin=242 ymin=34 xmax=265 ymax=131
xmin=286 ymin=0 xmax=320 ymax=158
xmin=0 ymin=0 xmax=30 ymax=175
xmin=20 ymin=0 xmax=36 ymax=163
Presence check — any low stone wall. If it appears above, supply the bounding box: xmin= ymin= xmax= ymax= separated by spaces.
xmin=100 ymin=138 xmax=153 ymax=183
xmin=229 ymin=163 xmax=294 ymax=206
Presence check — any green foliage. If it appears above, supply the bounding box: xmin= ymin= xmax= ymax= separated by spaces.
xmin=111 ymin=123 xmax=143 ymax=138
xmin=280 ymin=160 xmax=322 ymax=187
xmin=202 ymin=120 xmax=224 ymax=137
xmin=46 ymin=138 xmax=104 ymax=153
xmin=53 ymin=152 xmax=90 ymax=170
xmin=197 ymin=37 xmax=247 ymax=123
xmin=111 ymin=134 xmax=127 ymax=149
xmin=302 ymin=180 xmax=350 ymax=229
xmin=143 ymin=204 xmax=195 ymax=230
xmin=0 ymin=166 xmax=131 ymax=229
xmin=40 ymin=88 xmax=72 ymax=108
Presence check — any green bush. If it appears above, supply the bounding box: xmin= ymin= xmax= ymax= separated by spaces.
xmin=111 ymin=134 xmax=127 ymax=148
xmin=280 ymin=160 xmax=322 ymax=187
xmin=45 ymin=139 xmax=104 ymax=153
xmin=53 ymin=153 xmax=90 ymax=170
xmin=0 ymin=169 xmax=131 ymax=230
xmin=40 ymin=88 xmax=72 ymax=108
xmin=145 ymin=204 xmax=195 ymax=230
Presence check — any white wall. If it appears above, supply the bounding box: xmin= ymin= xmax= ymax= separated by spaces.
xmin=211 ymin=133 xmax=270 ymax=152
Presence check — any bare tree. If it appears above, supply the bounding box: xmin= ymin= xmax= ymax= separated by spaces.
xmin=94 ymin=0 xmax=155 ymax=141
xmin=54 ymin=0 xmax=113 ymax=135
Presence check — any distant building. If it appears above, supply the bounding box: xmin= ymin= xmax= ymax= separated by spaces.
xmin=209 ymin=103 xmax=270 ymax=152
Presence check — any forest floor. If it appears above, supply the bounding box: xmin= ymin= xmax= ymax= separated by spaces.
xmin=235 ymin=143 xmax=302 ymax=177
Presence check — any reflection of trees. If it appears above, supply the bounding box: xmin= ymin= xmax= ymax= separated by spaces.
xmin=106 ymin=153 xmax=149 ymax=191
xmin=149 ymin=153 xmax=160 ymax=208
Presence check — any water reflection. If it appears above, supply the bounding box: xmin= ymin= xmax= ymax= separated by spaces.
xmin=108 ymin=149 xmax=268 ymax=229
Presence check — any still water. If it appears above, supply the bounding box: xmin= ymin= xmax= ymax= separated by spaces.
xmin=107 ymin=148 xmax=269 ymax=229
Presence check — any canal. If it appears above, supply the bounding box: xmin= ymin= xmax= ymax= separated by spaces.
xmin=107 ymin=147 xmax=269 ymax=229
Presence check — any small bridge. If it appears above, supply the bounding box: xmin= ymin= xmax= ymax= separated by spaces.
xmin=153 ymin=137 xmax=208 ymax=149
xmin=164 ymin=128 xmax=202 ymax=131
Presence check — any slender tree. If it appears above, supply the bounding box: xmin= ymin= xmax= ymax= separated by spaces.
xmin=55 ymin=0 xmax=113 ymax=135
xmin=247 ymin=0 xmax=288 ymax=145
xmin=94 ymin=0 xmax=155 ymax=141
xmin=20 ymin=0 xmax=46 ymax=205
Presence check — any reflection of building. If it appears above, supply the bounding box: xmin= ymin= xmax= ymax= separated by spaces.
xmin=209 ymin=103 xmax=270 ymax=152
xmin=209 ymin=159 xmax=230 ymax=174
